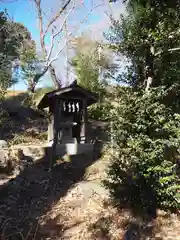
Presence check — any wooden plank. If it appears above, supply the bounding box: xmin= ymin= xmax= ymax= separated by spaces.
xmin=47 ymin=118 xmax=54 ymax=142
xmin=59 ymin=122 xmax=77 ymax=128
xmin=47 ymin=105 xmax=54 ymax=142
xmin=49 ymin=99 xmax=62 ymax=170
xmin=80 ymin=99 xmax=88 ymax=143
xmin=57 ymin=96 xmax=87 ymax=101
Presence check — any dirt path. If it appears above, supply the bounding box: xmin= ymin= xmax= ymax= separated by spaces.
xmin=0 ymin=147 xmax=109 ymax=240
xmin=0 ymin=150 xmax=180 ymax=240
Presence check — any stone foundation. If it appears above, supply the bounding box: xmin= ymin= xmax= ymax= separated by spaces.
xmin=0 ymin=143 xmax=95 ymax=174
xmin=11 ymin=143 xmax=95 ymax=158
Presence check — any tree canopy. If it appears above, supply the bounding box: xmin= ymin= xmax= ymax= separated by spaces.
xmin=104 ymin=0 xmax=180 ymax=214
xmin=71 ymin=37 xmax=116 ymax=96
xmin=107 ymin=0 xmax=180 ymax=92
xmin=0 ymin=11 xmax=35 ymax=92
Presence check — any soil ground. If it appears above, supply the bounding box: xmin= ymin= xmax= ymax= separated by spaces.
xmin=0 ymin=150 xmax=180 ymax=240
xmin=0 ymin=92 xmax=179 ymax=240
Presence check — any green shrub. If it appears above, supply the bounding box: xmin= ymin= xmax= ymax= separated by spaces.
xmin=104 ymin=87 xmax=180 ymax=216
xmin=0 ymin=106 xmax=8 ymax=127
xmin=88 ymin=101 xmax=113 ymax=121
xmin=22 ymin=87 xmax=54 ymax=108
xmin=0 ymin=90 xmax=9 ymax=137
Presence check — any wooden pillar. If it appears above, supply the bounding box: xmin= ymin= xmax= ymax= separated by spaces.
xmin=48 ymin=116 xmax=54 ymax=142
xmin=48 ymin=105 xmax=54 ymax=143
xmin=80 ymin=99 xmax=88 ymax=143
xmin=49 ymin=99 xmax=62 ymax=170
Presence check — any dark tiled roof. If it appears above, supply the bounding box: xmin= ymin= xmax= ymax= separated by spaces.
xmin=37 ymin=85 xmax=98 ymax=109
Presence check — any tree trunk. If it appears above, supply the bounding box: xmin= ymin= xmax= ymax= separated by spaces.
xmin=49 ymin=64 xmax=61 ymax=89
xmin=28 ymin=80 xmax=36 ymax=94
xmin=144 ymin=44 xmax=154 ymax=92
xmin=35 ymin=0 xmax=61 ymax=89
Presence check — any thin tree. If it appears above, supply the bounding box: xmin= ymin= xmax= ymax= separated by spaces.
xmin=31 ymin=0 xmax=102 ymax=88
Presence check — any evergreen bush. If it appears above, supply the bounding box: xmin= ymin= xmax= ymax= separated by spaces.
xmin=104 ymin=87 xmax=180 ymax=215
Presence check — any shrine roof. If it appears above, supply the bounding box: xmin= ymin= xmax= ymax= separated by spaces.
xmin=37 ymin=84 xmax=98 ymax=109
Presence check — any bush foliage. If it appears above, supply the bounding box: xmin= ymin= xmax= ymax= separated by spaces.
xmin=0 ymin=91 xmax=9 ymax=138
xmin=104 ymin=87 xmax=180 ymax=215
xmin=88 ymin=101 xmax=113 ymax=121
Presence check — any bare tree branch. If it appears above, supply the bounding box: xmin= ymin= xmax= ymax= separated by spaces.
xmin=46 ymin=0 xmax=76 ymax=63
xmin=168 ymin=47 xmax=180 ymax=52
xmin=43 ymin=0 xmax=72 ymax=38
xmin=32 ymin=0 xmax=102 ymax=88
xmin=32 ymin=3 xmax=102 ymax=87
xmin=33 ymin=0 xmax=61 ymax=87
xmin=34 ymin=0 xmax=46 ymax=53
xmin=47 ymin=3 xmax=102 ymax=67
xmin=155 ymin=47 xmax=180 ymax=56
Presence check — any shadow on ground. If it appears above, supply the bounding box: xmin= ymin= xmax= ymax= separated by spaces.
xmin=88 ymin=207 xmax=156 ymax=240
xmin=0 ymin=141 xmax=102 ymax=240
xmin=122 ymin=217 xmax=155 ymax=240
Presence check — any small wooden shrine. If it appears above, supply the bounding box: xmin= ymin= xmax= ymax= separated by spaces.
xmin=37 ymin=81 xmax=98 ymax=148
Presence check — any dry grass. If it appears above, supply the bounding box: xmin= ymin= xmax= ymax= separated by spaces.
xmin=6 ymin=90 xmax=26 ymax=97
xmin=36 ymin=186 xmax=180 ymax=240
xmin=8 ymin=130 xmax=47 ymax=146
xmin=34 ymin=152 xmax=180 ymax=240
xmin=84 ymin=147 xmax=111 ymax=181
xmin=0 ymin=147 xmax=179 ymax=239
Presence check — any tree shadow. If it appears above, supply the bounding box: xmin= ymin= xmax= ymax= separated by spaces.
xmin=0 ymin=141 xmax=102 ymax=239
xmin=122 ymin=217 xmax=155 ymax=240
xmin=104 ymin=168 xmax=158 ymax=218
xmin=88 ymin=216 xmax=112 ymax=240
xmin=103 ymin=166 xmax=161 ymax=239
xmin=122 ymin=208 xmax=178 ymax=240
xmin=87 ymin=201 xmax=157 ymax=240
xmin=37 ymin=215 xmax=85 ymax=239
